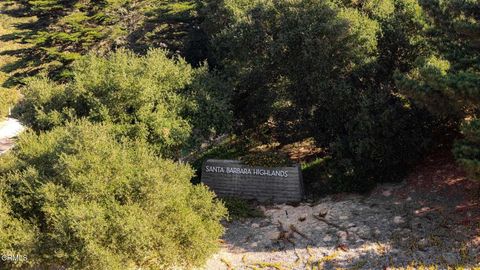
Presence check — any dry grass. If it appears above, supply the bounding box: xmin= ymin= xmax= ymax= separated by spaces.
xmin=0 ymin=2 xmax=36 ymax=88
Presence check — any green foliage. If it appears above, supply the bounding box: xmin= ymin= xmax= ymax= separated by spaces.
xmin=208 ymin=0 xmax=380 ymax=133
xmin=454 ymin=119 xmax=480 ymax=181
xmin=396 ymin=55 xmax=466 ymax=118
xmin=16 ymin=49 xmax=231 ymax=157
xmin=0 ymin=195 xmax=36 ymax=269
xmin=376 ymin=0 xmax=430 ymax=79
xmin=241 ymin=151 xmax=292 ymax=167
xmin=27 ymin=0 xmax=139 ymax=50
xmin=25 ymin=0 xmax=77 ymax=16
xmin=396 ymin=0 xmax=480 ymax=180
xmin=13 ymin=0 xmax=140 ymax=78
xmin=0 ymin=88 xmax=20 ymax=119
xmin=202 ymin=0 xmax=434 ymax=192
xmin=0 ymin=121 xmax=227 ymax=269
xmin=315 ymin=92 xmax=433 ymax=192
xmin=301 ymin=157 xmax=330 ymax=195
xmin=184 ymin=68 xmax=233 ymax=147
xmin=221 ymin=197 xmax=264 ymax=220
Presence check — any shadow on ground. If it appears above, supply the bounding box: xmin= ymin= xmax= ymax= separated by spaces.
xmin=205 ymin=151 xmax=479 ymax=269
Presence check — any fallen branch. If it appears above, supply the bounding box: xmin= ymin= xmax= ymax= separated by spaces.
xmin=289 ymin=224 xmax=311 ymax=240
xmin=312 ymin=215 xmax=350 ymax=240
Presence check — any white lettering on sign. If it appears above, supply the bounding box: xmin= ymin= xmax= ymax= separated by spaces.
xmin=205 ymin=166 xmax=288 ymax=178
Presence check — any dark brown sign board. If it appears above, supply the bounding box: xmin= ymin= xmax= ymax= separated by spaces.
xmin=201 ymin=159 xmax=304 ymax=202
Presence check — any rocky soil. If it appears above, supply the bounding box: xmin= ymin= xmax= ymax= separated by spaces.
xmin=204 ymin=153 xmax=480 ymax=270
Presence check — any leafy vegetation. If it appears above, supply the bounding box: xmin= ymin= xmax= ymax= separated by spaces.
xmin=0 ymin=121 xmax=226 ymax=269
xmin=199 ymin=0 xmax=438 ymax=192
xmin=0 ymin=88 xmax=20 ymax=119
xmin=301 ymin=157 xmax=330 ymax=195
xmin=395 ymin=0 xmax=480 ymax=182
xmin=0 ymin=1 xmax=476 ymax=195
xmin=15 ymin=49 xmax=231 ymax=157
xmin=206 ymin=0 xmax=380 ymax=134
xmin=0 ymin=0 xmax=479 ymax=268
xmin=221 ymin=197 xmax=264 ymax=220
xmin=0 ymin=1 xmax=29 ymax=119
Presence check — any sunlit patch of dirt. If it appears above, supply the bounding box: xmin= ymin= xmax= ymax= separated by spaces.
xmin=279 ymin=138 xmax=323 ymax=162
xmin=204 ymin=150 xmax=480 ymax=269
xmin=249 ymin=138 xmax=323 ymax=163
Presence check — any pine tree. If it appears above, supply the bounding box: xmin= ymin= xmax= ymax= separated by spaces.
xmin=396 ymin=0 xmax=480 ymax=180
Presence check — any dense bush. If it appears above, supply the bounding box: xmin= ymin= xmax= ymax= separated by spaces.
xmin=0 ymin=88 xmax=20 ymax=119
xmin=315 ymin=92 xmax=433 ymax=192
xmin=221 ymin=197 xmax=264 ymax=220
xmin=207 ymin=0 xmax=380 ymax=133
xmin=454 ymin=120 xmax=480 ymax=181
xmin=0 ymin=121 xmax=227 ymax=269
xmin=0 ymin=195 xmax=36 ymax=269
xmin=200 ymin=0 xmax=435 ymax=192
xmin=16 ymin=49 xmax=231 ymax=157
xmin=396 ymin=0 xmax=480 ymax=180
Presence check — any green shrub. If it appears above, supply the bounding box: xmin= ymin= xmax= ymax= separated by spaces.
xmin=395 ymin=0 xmax=480 ymax=180
xmin=301 ymin=157 xmax=330 ymax=195
xmin=16 ymin=49 xmax=231 ymax=158
xmin=208 ymin=0 xmax=380 ymax=133
xmin=0 ymin=88 xmax=20 ymax=119
xmin=314 ymin=92 xmax=433 ymax=193
xmin=454 ymin=119 xmax=480 ymax=181
xmin=241 ymin=151 xmax=292 ymax=167
xmin=0 ymin=195 xmax=36 ymax=269
xmin=221 ymin=197 xmax=264 ymax=220
xmin=0 ymin=121 xmax=227 ymax=269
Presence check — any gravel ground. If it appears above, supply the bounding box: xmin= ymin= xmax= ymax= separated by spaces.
xmin=203 ymin=178 xmax=479 ymax=270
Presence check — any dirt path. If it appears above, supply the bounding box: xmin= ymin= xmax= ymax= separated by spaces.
xmin=204 ymin=152 xmax=479 ymax=270
xmin=0 ymin=118 xmax=24 ymax=154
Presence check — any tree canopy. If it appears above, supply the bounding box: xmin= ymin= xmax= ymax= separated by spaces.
xmin=396 ymin=0 xmax=480 ymax=180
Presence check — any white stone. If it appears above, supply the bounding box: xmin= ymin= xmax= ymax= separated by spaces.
xmin=266 ymin=231 xmax=279 ymax=240
xmin=443 ymin=253 xmax=457 ymax=265
xmin=382 ymin=190 xmax=392 ymax=196
xmin=393 ymin=216 xmax=404 ymax=224
xmin=357 ymin=226 xmax=370 ymax=239
xmin=336 ymin=231 xmax=348 ymax=241
xmin=323 ymin=235 xmax=333 ymax=242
